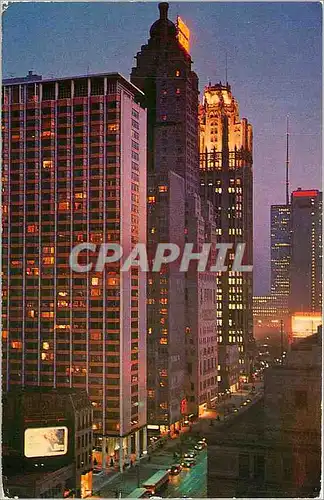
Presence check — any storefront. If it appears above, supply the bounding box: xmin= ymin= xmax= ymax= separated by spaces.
xmin=80 ymin=471 xmax=92 ymax=498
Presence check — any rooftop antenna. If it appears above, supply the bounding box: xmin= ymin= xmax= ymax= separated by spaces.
xmin=286 ymin=115 xmax=290 ymax=205
xmin=225 ymin=51 xmax=228 ymax=85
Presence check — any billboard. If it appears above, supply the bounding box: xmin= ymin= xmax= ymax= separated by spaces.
xmin=176 ymin=16 xmax=190 ymax=53
xmin=291 ymin=312 xmax=322 ymax=342
xmin=24 ymin=426 xmax=68 ymax=458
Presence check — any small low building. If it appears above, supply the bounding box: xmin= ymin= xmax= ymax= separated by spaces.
xmin=3 ymin=388 xmax=93 ymax=498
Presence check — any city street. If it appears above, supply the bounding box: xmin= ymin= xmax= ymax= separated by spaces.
xmin=94 ymin=437 xmax=207 ymax=498
xmin=93 ymin=382 xmax=263 ymax=498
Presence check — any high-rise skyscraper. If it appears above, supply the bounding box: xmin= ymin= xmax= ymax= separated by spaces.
xmin=2 ymin=72 xmax=147 ymax=470
xmin=199 ymin=82 xmax=253 ymax=391
xmin=270 ymin=204 xmax=291 ymax=321
xmin=289 ymin=188 xmax=322 ymax=313
xmin=131 ymin=3 xmax=217 ymax=426
xmin=131 ymin=3 xmax=199 ymax=196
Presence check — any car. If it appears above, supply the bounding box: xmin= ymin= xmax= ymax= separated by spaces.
xmin=92 ymin=468 xmax=103 ymax=475
xmin=246 ymin=398 xmax=251 ymax=403
xmin=168 ymin=464 xmax=182 ymax=475
xmin=184 ymin=450 xmax=196 ymax=459
xmin=197 ymin=440 xmax=207 ymax=447
xmin=180 ymin=459 xmax=196 ymax=469
xmin=194 ymin=444 xmax=203 ymax=451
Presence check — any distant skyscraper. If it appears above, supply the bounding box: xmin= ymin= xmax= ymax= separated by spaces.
xmin=270 ymin=204 xmax=291 ymax=314
xmin=2 ymin=72 xmax=147 ymax=470
xmin=289 ymin=188 xmax=322 ymax=313
xmin=199 ymin=82 xmax=253 ymax=391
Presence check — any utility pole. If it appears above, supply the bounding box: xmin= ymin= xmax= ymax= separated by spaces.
xmin=136 ymin=463 xmax=140 ymax=488
xmin=280 ymin=319 xmax=284 ymax=358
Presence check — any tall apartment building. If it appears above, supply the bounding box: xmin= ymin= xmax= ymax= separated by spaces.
xmin=199 ymin=82 xmax=253 ymax=391
xmin=131 ymin=3 xmax=210 ymax=426
xmin=290 ymin=188 xmax=322 ymax=314
xmin=185 ymin=196 xmax=218 ymax=416
xmin=2 ymin=72 xmax=147 ymax=470
xmin=146 ymin=170 xmax=186 ymax=431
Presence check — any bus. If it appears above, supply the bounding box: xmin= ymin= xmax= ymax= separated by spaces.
xmin=126 ymin=487 xmax=150 ymax=498
xmin=142 ymin=470 xmax=170 ymax=494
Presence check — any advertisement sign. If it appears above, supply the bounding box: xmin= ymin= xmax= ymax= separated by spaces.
xmin=24 ymin=426 xmax=68 ymax=458
xmin=180 ymin=398 xmax=187 ymax=415
xmin=291 ymin=313 xmax=322 ymax=341
xmin=176 ymin=16 xmax=190 ymax=53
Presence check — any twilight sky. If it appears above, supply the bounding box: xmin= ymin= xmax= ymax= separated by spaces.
xmin=3 ymin=2 xmax=322 ymax=294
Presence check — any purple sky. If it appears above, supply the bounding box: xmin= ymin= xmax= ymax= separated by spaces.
xmin=3 ymin=2 xmax=322 ymax=294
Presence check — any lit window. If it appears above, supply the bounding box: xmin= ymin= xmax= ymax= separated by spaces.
xmin=42 ymin=131 xmax=54 ymax=138
xmin=2 ymin=330 xmax=8 ymax=339
xmin=43 ymin=257 xmax=54 ymax=265
xmin=158 ymin=186 xmax=168 ymax=193
xmin=56 ymin=324 xmax=70 ymax=330
xmin=43 ymin=160 xmax=53 ymax=169
xmin=27 ymin=224 xmax=38 ymax=234
xmin=175 ymin=70 xmax=180 ymax=77
xmin=11 ymin=341 xmax=22 ymax=349
xmin=148 ymin=328 xmax=152 ymax=335
xmin=27 ymin=310 xmax=36 ymax=318
xmin=42 ymin=342 xmax=50 ymax=350
xmin=43 ymin=246 xmax=55 ymax=254
xmin=58 ymin=300 xmax=69 ymax=308
xmin=108 ymin=123 xmax=119 ymax=132
xmin=91 ymin=288 xmax=101 ymax=297
xmin=160 ymin=338 xmax=168 ymax=345
xmin=58 ymin=201 xmax=70 ymax=211
xmin=58 ymin=291 xmax=68 ymax=297
xmin=42 ymin=311 xmax=54 ymax=318
xmin=90 ymin=233 xmax=103 ymax=243
xmin=75 ymin=192 xmax=86 ymax=199
xmin=92 ymin=277 xmax=99 ymax=286
xmin=176 ymin=88 xmax=181 ymax=94
xmin=148 ymin=196 xmax=156 ymax=204
xmin=107 ymin=277 xmax=118 ymax=286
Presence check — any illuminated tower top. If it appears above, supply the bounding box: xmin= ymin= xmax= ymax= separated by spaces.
xmin=199 ymin=82 xmax=252 ymax=155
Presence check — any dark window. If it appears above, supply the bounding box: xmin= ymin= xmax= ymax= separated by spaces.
xmin=295 ymin=390 xmax=307 ymax=409
xmin=254 ymin=455 xmax=265 ymax=480
xmin=239 ymin=453 xmax=250 ymax=479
